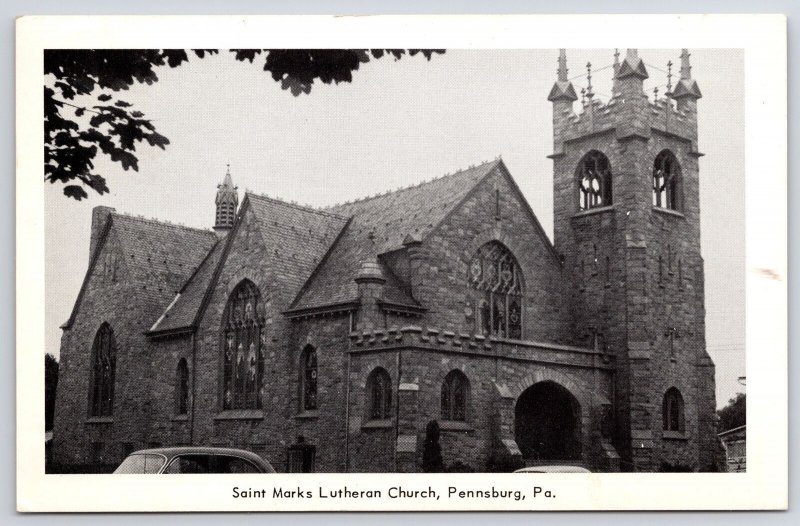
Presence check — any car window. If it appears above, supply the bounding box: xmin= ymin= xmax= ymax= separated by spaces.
xmin=163 ymin=454 xmax=262 ymax=473
xmin=221 ymin=456 xmax=261 ymax=473
xmin=113 ymin=454 xmax=166 ymax=474
xmin=164 ymin=454 xmax=212 ymax=474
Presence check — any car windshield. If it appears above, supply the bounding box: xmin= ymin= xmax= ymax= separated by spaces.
xmin=113 ymin=454 xmax=166 ymax=474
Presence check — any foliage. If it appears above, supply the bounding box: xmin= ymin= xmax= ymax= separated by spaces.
xmin=421 ymin=420 xmax=443 ymax=473
xmin=45 ymin=353 xmax=59 ymax=431
xmin=44 ymin=49 xmax=443 ymax=200
xmin=717 ymin=392 xmax=745 ymax=433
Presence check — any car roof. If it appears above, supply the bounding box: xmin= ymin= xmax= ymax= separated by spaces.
xmin=129 ymin=447 xmax=274 ymax=471
xmin=515 ymin=465 xmax=591 ymax=473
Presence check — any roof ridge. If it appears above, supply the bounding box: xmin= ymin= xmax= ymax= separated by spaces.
xmin=111 ymin=211 xmax=215 ymax=236
xmin=325 ymin=157 xmax=501 ymax=210
xmin=246 ymin=191 xmax=348 ymax=220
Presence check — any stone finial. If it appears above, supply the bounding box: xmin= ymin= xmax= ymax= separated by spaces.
xmin=547 ymin=49 xmax=578 ymax=103
xmin=679 ymin=49 xmax=692 ymax=80
xmin=557 ymin=48 xmax=568 ymax=81
xmin=670 ymin=49 xmax=702 ymax=102
xmin=616 ymin=48 xmax=649 ymax=80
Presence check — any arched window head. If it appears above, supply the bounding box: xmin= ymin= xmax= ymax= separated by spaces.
xmin=221 ymin=280 xmax=265 ymax=410
xmin=469 ymin=241 xmax=523 ymax=339
xmin=441 ymin=370 xmax=470 ymax=422
xmin=300 ymin=345 xmax=318 ymax=411
xmin=653 ymin=150 xmax=682 ymax=210
xmin=89 ymin=323 xmax=116 ymax=417
xmin=366 ymin=367 xmax=392 ymax=420
xmin=662 ymin=387 xmax=685 ymax=433
xmin=577 ymin=150 xmax=613 ymax=211
xmin=175 ymin=358 xmax=189 ymax=415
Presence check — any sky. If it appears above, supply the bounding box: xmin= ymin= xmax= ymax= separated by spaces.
xmin=44 ymin=49 xmax=745 ymax=408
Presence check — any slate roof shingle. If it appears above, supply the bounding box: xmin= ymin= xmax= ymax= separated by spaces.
xmin=288 ymin=159 xmax=502 ymax=311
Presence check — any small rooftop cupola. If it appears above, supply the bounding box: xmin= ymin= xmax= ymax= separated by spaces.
xmin=547 ymin=49 xmax=579 ymax=104
xmin=669 ymin=49 xmax=702 ymax=112
xmin=214 ymin=164 xmax=239 ymax=236
xmin=354 ymin=259 xmax=386 ymax=330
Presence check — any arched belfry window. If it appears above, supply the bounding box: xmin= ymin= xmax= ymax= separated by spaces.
xmin=577 ymin=150 xmax=613 ymax=211
xmin=89 ymin=323 xmax=116 ymax=417
xmin=175 ymin=358 xmax=189 ymax=415
xmin=441 ymin=370 xmax=470 ymax=421
xmin=653 ymin=150 xmax=682 ymax=210
xmin=662 ymin=387 xmax=685 ymax=433
xmin=366 ymin=367 xmax=392 ymax=420
xmin=221 ymin=280 xmax=265 ymax=410
xmin=300 ymin=345 xmax=318 ymax=411
xmin=469 ymin=241 xmax=523 ymax=339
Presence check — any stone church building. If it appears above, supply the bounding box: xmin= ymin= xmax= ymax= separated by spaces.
xmin=53 ymin=49 xmax=718 ymax=472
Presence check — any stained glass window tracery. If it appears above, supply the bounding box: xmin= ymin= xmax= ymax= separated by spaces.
xmin=222 ymin=280 xmax=264 ymax=410
xmin=300 ymin=345 xmax=318 ymax=411
xmin=89 ymin=323 xmax=116 ymax=417
xmin=578 ymin=151 xmax=613 ymax=211
xmin=469 ymin=242 xmax=523 ymax=339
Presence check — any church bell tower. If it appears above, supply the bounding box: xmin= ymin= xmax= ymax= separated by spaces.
xmin=214 ymin=164 xmax=239 ymax=236
xmin=548 ymin=49 xmax=717 ymax=471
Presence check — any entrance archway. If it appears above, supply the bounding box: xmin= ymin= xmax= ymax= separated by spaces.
xmin=514 ymin=381 xmax=582 ymax=461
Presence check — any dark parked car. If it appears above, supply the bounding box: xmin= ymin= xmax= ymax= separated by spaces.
xmin=113 ymin=447 xmax=275 ymax=474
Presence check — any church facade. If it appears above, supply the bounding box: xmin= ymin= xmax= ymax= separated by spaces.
xmin=52 ymin=49 xmax=718 ymax=473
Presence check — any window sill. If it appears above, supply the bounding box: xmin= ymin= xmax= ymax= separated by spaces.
xmin=652 ymin=207 xmax=685 ymax=219
xmin=85 ymin=416 xmax=113 ymax=424
xmin=361 ymin=419 xmax=393 ymax=430
xmin=663 ymin=430 xmax=689 ymax=441
xmin=294 ymin=410 xmax=320 ymax=420
xmin=214 ymin=410 xmax=263 ymax=421
xmin=572 ymin=205 xmax=615 ymax=219
xmin=439 ymin=420 xmax=474 ymax=432
xmin=171 ymin=414 xmax=189 ymax=422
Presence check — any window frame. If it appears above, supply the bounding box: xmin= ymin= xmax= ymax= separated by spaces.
xmin=299 ymin=345 xmax=318 ymax=412
xmin=652 ymin=150 xmax=683 ymax=212
xmin=88 ymin=323 xmax=116 ymax=418
xmin=220 ymin=280 xmax=265 ymax=411
xmin=175 ymin=358 xmax=189 ymax=416
xmin=576 ymin=150 xmax=613 ymax=211
xmin=366 ymin=367 xmax=393 ymax=421
xmin=662 ymin=387 xmax=686 ymax=433
xmin=441 ymin=370 xmax=470 ymax=422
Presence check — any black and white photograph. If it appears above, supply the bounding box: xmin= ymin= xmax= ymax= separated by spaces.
xmin=17 ymin=15 xmax=786 ymax=511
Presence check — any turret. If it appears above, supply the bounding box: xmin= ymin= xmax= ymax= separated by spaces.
xmin=214 ymin=164 xmax=239 ymax=237
xmin=547 ymin=49 xmax=579 ymax=157
xmin=669 ymin=49 xmax=702 ymax=113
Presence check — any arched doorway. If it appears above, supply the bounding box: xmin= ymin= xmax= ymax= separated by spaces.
xmin=514 ymin=381 xmax=582 ymax=461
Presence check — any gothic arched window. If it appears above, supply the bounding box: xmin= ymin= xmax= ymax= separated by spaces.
xmin=577 ymin=150 xmax=613 ymax=211
xmin=469 ymin=241 xmax=524 ymax=339
xmin=662 ymin=387 xmax=685 ymax=433
xmin=366 ymin=367 xmax=392 ymax=420
xmin=441 ymin=370 xmax=470 ymax=422
xmin=89 ymin=323 xmax=116 ymax=417
xmin=653 ymin=150 xmax=682 ymax=210
xmin=221 ymin=280 xmax=265 ymax=411
xmin=300 ymin=345 xmax=318 ymax=411
xmin=175 ymin=358 xmax=189 ymax=416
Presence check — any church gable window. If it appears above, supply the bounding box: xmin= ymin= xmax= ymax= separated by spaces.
xmin=89 ymin=323 xmax=116 ymax=417
xmin=366 ymin=367 xmax=392 ymax=420
xmin=175 ymin=358 xmax=189 ymax=416
xmin=577 ymin=150 xmax=613 ymax=211
xmin=441 ymin=370 xmax=470 ymax=422
xmin=221 ymin=280 xmax=265 ymax=411
xmin=300 ymin=345 xmax=318 ymax=411
xmin=653 ymin=150 xmax=682 ymax=211
xmin=469 ymin=241 xmax=523 ymax=339
xmin=662 ymin=387 xmax=685 ymax=433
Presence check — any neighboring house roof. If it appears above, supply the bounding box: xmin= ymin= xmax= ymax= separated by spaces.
xmin=63 ymin=212 xmax=218 ymax=330
xmin=288 ymin=159 xmax=503 ymax=312
xmin=717 ymin=424 xmax=746 ymax=439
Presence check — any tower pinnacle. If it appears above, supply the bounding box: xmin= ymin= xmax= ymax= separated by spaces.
xmin=670 ymin=49 xmax=702 ymax=106
xmin=548 ymin=49 xmax=578 ymax=103
xmin=214 ymin=164 xmax=239 ymax=235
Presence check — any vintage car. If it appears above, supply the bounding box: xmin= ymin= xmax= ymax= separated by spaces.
xmin=113 ymin=446 xmax=276 ymax=474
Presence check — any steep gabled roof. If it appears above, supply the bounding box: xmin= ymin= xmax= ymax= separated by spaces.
xmin=63 ymin=212 xmax=218 ymax=329
xmin=148 ymin=193 xmax=350 ymax=335
xmin=288 ymin=159 xmax=502 ymax=311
